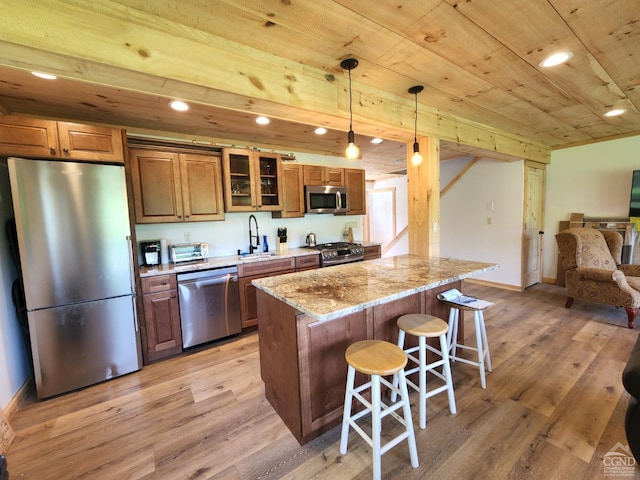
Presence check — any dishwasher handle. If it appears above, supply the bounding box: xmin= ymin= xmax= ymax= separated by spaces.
xmin=184 ymin=274 xmax=237 ymax=289
xmin=177 ymin=266 xmax=238 ymax=284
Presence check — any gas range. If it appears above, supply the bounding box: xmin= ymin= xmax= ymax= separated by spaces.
xmin=306 ymin=242 xmax=365 ymax=267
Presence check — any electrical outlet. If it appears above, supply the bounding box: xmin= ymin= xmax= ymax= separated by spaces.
xmin=184 ymin=231 xmax=191 ymax=242
xmin=345 ymin=221 xmax=357 ymax=228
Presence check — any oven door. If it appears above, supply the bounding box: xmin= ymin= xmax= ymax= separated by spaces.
xmin=305 ymin=186 xmax=348 ymax=213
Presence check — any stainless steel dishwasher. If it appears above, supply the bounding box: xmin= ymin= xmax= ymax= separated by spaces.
xmin=177 ymin=266 xmax=241 ymax=348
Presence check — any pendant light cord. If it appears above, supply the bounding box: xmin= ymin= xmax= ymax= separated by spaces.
xmin=348 ymin=67 xmax=354 ymax=131
xmin=414 ymin=91 xmax=418 ymax=143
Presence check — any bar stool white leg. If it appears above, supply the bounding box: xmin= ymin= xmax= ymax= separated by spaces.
xmin=371 ymin=374 xmax=382 ymax=480
xmin=480 ymin=311 xmax=492 ymax=372
xmin=418 ymin=336 xmax=427 ymax=429
xmin=390 ymin=330 xmax=406 ymax=403
xmin=474 ymin=311 xmax=487 ymax=389
xmin=440 ymin=333 xmax=457 ymax=415
xmin=447 ymin=307 xmax=459 ymax=358
xmin=340 ymin=365 xmax=356 ymax=454
xmin=398 ymin=372 xmax=419 ymax=468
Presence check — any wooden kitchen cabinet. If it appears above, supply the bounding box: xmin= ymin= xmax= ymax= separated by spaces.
xmin=303 ymin=165 xmax=344 ymax=186
xmin=140 ymin=274 xmax=182 ymax=363
xmin=0 ymin=115 xmax=124 ymax=163
xmin=345 ymin=168 xmax=366 ymax=215
xmin=363 ymin=244 xmax=381 ymax=260
xmin=296 ymin=254 xmax=320 ymax=271
xmin=238 ymin=257 xmax=295 ymax=328
xmin=222 ymin=148 xmax=283 ymax=212
xmin=129 ymin=147 xmax=225 ymax=223
xmin=272 ymin=163 xmax=305 ymax=218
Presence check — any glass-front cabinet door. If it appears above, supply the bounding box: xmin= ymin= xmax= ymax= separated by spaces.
xmin=255 ymin=152 xmax=282 ymax=210
xmin=222 ymin=148 xmax=282 ymax=212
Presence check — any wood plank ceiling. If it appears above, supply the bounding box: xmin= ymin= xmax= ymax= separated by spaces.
xmin=0 ymin=1 xmax=638 ymax=179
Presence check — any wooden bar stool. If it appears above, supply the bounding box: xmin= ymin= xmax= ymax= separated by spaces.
xmin=340 ymin=340 xmax=419 ymax=480
xmin=392 ymin=313 xmax=457 ymax=429
xmin=443 ymin=301 xmax=492 ymax=389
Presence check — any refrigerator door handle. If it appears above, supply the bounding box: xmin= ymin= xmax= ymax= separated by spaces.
xmin=126 ymin=235 xmax=136 ymax=295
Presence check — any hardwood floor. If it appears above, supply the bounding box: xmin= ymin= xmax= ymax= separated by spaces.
xmin=5 ymin=282 xmax=640 ymax=479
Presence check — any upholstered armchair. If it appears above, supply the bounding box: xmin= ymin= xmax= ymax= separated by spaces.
xmin=556 ymin=227 xmax=640 ymax=328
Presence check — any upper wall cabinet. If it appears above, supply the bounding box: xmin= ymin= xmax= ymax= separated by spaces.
xmin=222 ymin=148 xmax=283 ymax=212
xmin=272 ymin=163 xmax=305 ymax=219
xmin=303 ymin=165 xmax=344 ymax=186
xmin=0 ymin=115 xmax=124 ymax=163
xmin=129 ymin=147 xmax=225 ymax=224
xmin=345 ymin=168 xmax=366 ymax=215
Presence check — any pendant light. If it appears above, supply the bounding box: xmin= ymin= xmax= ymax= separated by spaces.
xmin=408 ymin=85 xmax=424 ymax=166
xmin=340 ymin=58 xmax=360 ymax=159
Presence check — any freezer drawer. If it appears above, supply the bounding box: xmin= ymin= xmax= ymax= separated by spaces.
xmin=28 ymin=295 xmax=142 ymax=399
xmin=177 ymin=267 xmax=241 ymax=348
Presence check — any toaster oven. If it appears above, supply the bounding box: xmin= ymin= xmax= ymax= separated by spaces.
xmin=169 ymin=242 xmax=209 ymax=263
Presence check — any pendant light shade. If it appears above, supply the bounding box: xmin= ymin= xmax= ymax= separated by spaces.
xmin=408 ymin=85 xmax=424 ymax=166
xmin=341 ymin=58 xmax=360 ymax=160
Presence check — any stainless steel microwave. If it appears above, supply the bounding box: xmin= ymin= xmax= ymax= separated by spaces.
xmin=305 ymin=186 xmax=348 ymax=214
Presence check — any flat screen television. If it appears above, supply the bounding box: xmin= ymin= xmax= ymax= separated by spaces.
xmin=629 ymin=170 xmax=640 ymax=217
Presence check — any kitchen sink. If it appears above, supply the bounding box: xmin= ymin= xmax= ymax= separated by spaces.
xmin=238 ymin=252 xmax=276 ymax=262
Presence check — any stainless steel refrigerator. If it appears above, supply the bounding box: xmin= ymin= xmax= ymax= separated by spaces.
xmin=8 ymin=157 xmax=142 ymax=399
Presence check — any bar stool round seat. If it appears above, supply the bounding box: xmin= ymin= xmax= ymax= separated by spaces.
xmin=442 ymin=300 xmax=492 ymax=389
xmin=340 ymin=340 xmax=419 ymax=480
xmin=393 ymin=313 xmax=457 ymax=430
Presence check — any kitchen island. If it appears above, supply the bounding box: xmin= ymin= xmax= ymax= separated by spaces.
xmin=252 ymin=254 xmax=498 ymax=444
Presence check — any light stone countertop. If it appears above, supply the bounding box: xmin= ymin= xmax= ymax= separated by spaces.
xmin=138 ymin=247 xmax=320 ymax=278
xmin=251 ymin=254 xmax=498 ymax=321
xmin=138 ymin=242 xmax=382 ymax=278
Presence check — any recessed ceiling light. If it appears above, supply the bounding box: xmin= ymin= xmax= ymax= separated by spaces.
xmin=169 ymin=100 xmax=189 ymax=111
xmin=539 ymin=51 xmax=574 ymax=68
xmin=604 ymin=108 xmax=626 ymax=117
xmin=371 ymin=138 xmax=384 ymax=144
xmin=314 ymin=127 xmax=327 ymax=135
xmin=31 ymin=71 xmax=57 ymax=80
xmin=256 ymin=116 xmax=270 ymax=125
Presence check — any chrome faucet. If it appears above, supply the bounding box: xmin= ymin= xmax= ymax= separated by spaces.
xmin=249 ymin=214 xmax=260 ymax=254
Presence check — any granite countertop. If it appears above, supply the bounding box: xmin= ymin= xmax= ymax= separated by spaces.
xmin=138 ymin=247 xmax=320 ymax=278
xmin=251 ymin=254 xmax=498 ymax=321
xmin=138 ymin=241 xmax=382 ymax=277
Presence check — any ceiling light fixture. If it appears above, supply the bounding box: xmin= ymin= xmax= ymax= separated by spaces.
xmin=604 ymin=108 xmax=626 ymax=117
xmin=371 ymin=137 xmax=384 ymax=144
xmin=408 ymin=85 xmax=424 ymax=166
xmin=169 ymin=100 xmax=189 ymax=111
xmin=340 ymin=58 xmax=360 ymax=160
xmin=539 ymin=51 xmax=574 ymax=68
xmin=256 ymin=116 xmax=270 ymax=125
xmin=31 ymin=71 xmax=57 ymax=80
xmin=314 ymin=127 xmax=327 ymax=135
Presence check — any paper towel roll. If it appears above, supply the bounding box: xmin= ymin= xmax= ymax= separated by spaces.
xmin=160 ymin=239 xmax=169 ymax=264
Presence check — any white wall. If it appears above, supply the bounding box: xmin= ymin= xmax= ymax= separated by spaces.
xmin=543 ymin=135 xmax=640 ymax=280
xmin=368 ymin=175 xmax=409 ymax=257
xmin=0 ymin=165 xmax=31 ymax=409
xmin=440 ymin=157 xmax=525 ymax=286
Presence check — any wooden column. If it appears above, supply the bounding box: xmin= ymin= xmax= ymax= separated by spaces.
xmin=407 ymin=136 xmax=440 ymax=257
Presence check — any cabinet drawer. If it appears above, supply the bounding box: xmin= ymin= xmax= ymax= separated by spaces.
xmin=238 ymin=257 xmax=295 ymax=277
xmin=141 ymin=274 xmax=177 ymax=294
xmin=296 ymin=254 xmax=320 ymax=270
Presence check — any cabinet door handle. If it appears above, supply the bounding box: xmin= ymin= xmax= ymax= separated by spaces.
xmin=63 ymin=148 xmax=69 ymax=155
xmin=49 ymin=147 xmax=56 ymax=155
xmin=171 ymin=295 xmax=177 ymax=299
xmin=161 ymin=281 xmax=167 ymax=285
